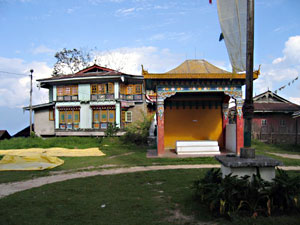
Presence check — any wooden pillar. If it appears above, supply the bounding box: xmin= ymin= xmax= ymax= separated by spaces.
xmin=222 ymin=103 xmax=229 ymax=149
xmin=236 ymin=99 xmax=244 ymax=155
xmin=157 ymin=100 xmax=165 ymax=155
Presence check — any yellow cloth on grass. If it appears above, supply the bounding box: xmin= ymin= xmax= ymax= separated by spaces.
xmin=0 ymin=154 xmax=64 ymax=171
xmin=0 ymin=147 xmax=105 ymax=157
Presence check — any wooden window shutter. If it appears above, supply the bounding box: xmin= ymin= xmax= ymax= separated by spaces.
xmin=121 ymin=110 xmax=126 ymax=123
xmin=126 ymin=85 xmax=134 ymax=95
xmin=71 ymin=85 xmax=78 ymax=95
xmin=120 ymin=84 xmax=125 ymax=95
xmin=98 ymin=84 xmax=106 ymax=94
xmin=57 ymin=86 xmax=64 ymax=96
xmin=64 ymin=86 xmax=71 ymax=95
xmin=74 ymin=111 xmax=80 ymax=123
xmin=135 ymin=84 xmax=142 ymax=94
xmin=93 ymin=110 xmax=100 ymax=122
xmin=49 ymin=109 xmax=54 ymax=121
xmin=91 ymin=84 xmax=97 ymax=94
xmin=108 ymin=110 xmax=115 ymax=122
xmin=100 ymin=110 xmax=107 ymax=122
xmin=67 ymin=111 xmax=73 ymax=123
xmin=59 ymin=111 xmax=65 ymax=123
xmin=108 ymin=83 xmax=114 ymax=94
xmin=125 ymin=111 xmax=132 ymax=122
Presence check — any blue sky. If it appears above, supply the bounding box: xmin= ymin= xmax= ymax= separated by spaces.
xmin=0 ymin=0 xmax=300 ymax=135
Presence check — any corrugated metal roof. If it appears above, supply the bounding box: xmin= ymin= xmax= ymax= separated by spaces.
xmin=254 ymin=102 xmax=300 ymax=112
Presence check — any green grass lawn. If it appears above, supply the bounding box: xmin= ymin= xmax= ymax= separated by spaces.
xmin=0 ymin=136 xmax=103 ymax=149
xmin=1 ymin=169 xmax=299 ymax=225
xmin=253 ymin=140 xmax=300 ymax=166
xmin=0 ymin=137 xmax=217 ymax=183
xmin=0 ymin=137 xmax=300 ymax=184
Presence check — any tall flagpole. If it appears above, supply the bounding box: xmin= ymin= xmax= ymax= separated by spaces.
xmin=29 ymin=69 xmax=34 ymax=134
xmin=241 ymin=0 xmax=255 ymax=156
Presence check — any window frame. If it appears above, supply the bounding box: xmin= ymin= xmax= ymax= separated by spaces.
xmin=56 ymin=85 xmax=78 ymax=101
xmin=49 ymin=109 xmax=54 ymax=121
xmin=125 ymin=111 xmax=132 ymax=123
xmin=280 ymin=119 xmax=286 ymax=127
xmin=261 ymin=119 xmax=267 ymax=126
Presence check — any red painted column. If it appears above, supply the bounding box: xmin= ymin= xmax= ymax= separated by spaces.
xmin=222 ymin=103 xmax=229 ymax=149
xmin=236 ymin=100 xmax=244 ymax=155
xmin=157 ymin=101 xmax=165 ymax=155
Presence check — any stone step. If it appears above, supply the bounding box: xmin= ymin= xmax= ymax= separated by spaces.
xmin=176 ymin=146 xmax=219 ymax=151
xmin=177 ymin=151 xmax=221 ymax=155
xmin=176 ymin=140 xmax=220 ymax=155
xmin=176 ymin=140 xmax=218 ymax=147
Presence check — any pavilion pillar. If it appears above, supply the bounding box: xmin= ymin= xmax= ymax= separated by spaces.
xmin=157 ymin=100 xmax=165 ymax=155
xmin=236 ymin=99 xmax=244 ymax=155
xmin=222 ymin=103 xmax=229 ymax=148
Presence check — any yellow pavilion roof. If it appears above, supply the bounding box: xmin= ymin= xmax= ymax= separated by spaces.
xmin=166 ymin=59 xmax=229 ymax=74
xmin=143 ymin=59 xmax=259 ymax=79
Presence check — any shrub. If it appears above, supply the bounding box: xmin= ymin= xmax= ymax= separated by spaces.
xmin=105 ymin=123 xmax=120 ymax=137
xmin=194 ymin=169 xmax=300 ymax=218
xmin=121 ymin=112 xmax=153 ymax=145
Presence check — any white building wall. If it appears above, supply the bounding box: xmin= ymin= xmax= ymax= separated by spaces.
xmin=53 ymin=86 xmax=57 ymax=101
xmin=79 ymin=84 xmax=90 ymax=101
xmin=226 ymin=124 xmax=236 ymax=153
xmin=114 ymin=82 xmax=119 ymax=99
xmin=80 ymin=104 xmax=92 ymax=129
xmin=34 ymin=108 xmax=55 ymax=136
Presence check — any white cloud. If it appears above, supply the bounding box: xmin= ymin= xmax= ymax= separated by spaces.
xmin=115 ymin=7 xmax=136 ymax=16
xmin=0 ymin=57 xmax=51 ymax=108
xmin=254 ymin=35 xmax=300 ymax=101
xmin=88 ymin=0 xmax=124 ymax=5
xmin=149 ymin=32 xmax=191 ymax=42
xmin=289 ymin=97 xmax=300 ymax=105
xmin=93 ymin=46 xmax=183 ymax=75
xmin=32 ymin=45 xmax=55 ymax=55
xmin=272 ymin=35 xmax=300 ymax=65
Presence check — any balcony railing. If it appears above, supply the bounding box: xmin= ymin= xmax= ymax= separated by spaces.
xmin=57 ymin=95 xmax=78 ymax=101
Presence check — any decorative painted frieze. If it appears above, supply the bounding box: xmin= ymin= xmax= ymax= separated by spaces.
xmin=157 ymin=91 xmax=176 ymax=101
xmin=236 ymin=99 xmax=244 ymax=118
xmin=158 ymin=86 xmax=241 ymax=93
xmin=157 ymin=101 xmax=164 ymax=119
xmin=222 ymin=103 xmax=229 ymax=120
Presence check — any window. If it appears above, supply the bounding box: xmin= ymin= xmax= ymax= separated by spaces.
xmin=125 ymin=111 xmax=132 ymax=122
xmin=280 ymin=119 xmax=286 ymax=127
xmin=57 ymin=85 xmax=78 ymax=101
xmin=135 ymin=84 xmax=142 ymax=94
xmin=126 ymin=85 xmax=134 ymax=95
xmin=261 ymin=119 xmax=267 ymax=126
xmin=49 ymin=109 xmax=54 ymax=121
xmin=120 ymin=84 xmax=143 ymax=101
xmin=91 ymin=84 xmax=97 ymax=94
xmin=59 ymin=110 xmax=80 ymax=129
xmin=121 ymin=110 xmax=132 ymax=128
xmin=92 ymin=109 xmax=115 ymax=129
xmin=90 ymin=83 xmax=114 ymax=100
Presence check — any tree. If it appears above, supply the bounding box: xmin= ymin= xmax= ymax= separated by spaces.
xmin=52 ymin=48 xmax=91 ymax=76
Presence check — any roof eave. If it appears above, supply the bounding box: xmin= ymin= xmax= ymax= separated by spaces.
xmin=143 ymin=71 xmax=259 ymax=80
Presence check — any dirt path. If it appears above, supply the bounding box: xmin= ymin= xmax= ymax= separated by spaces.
xmin=268 ymin=152 xmax=300 ymax=160
xmin=0 ymin=165 xmax=219 ymax=198
xmin=0 ymin=164 xmax=300 ymax=199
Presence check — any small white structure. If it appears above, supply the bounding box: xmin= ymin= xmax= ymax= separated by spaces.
xmin=215 ymin=155 xmax=283 ymax=182
xmin=176 ymin=140 xmax=220 ymax=155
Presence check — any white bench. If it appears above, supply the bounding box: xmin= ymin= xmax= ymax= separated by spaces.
xmin=176 ymin=140 xmax=220 ymax=155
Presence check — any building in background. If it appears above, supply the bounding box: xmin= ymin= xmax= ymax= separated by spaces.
xmin=0 ymin=130 xmax=11 ymax=140
xmin=252 ymin=90 xmax=300 ymax=144
xmin=25 ymin=65 xmax=146 ymax=137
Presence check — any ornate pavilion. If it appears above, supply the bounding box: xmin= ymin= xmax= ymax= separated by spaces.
xmin=143 ymin=59 xmax=259 ymax=156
